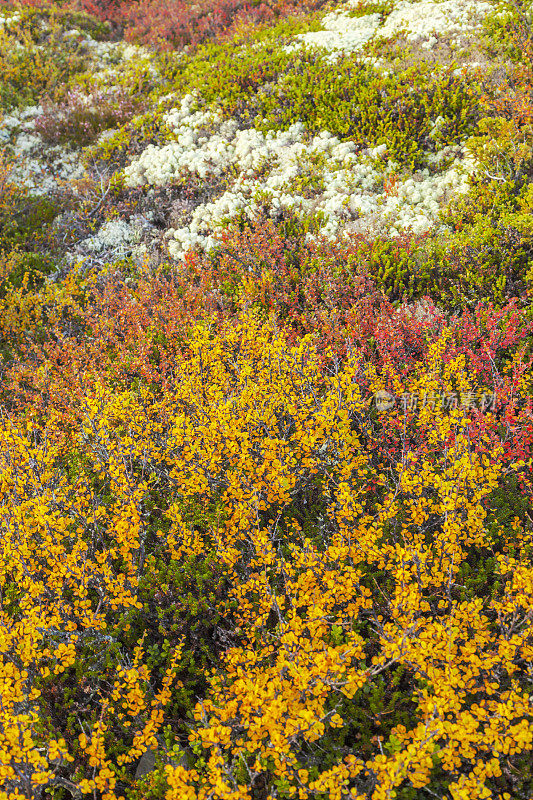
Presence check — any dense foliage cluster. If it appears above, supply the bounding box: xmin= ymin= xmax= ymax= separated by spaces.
xmin=1 ymin=0 xmax=533 ymax=798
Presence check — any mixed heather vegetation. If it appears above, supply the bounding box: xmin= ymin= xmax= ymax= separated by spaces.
xmin=1 ymin=0 xmax=533 ymax=798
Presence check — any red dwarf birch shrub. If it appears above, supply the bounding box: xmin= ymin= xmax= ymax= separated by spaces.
xmin=4 ymin=0 xmax=328 ymax=48
xmin=190 ymin=218 xmax=396 ymax=357
xmin=110 ymin=0 xmax=327 ymax=49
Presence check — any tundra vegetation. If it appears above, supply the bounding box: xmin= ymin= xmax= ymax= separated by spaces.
xmin=1 ymin=0 xmax=533 ymax=798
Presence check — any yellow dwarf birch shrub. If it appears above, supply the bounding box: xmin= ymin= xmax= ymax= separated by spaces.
xmin=2 ymin=0 xmax=533 ymax=795
xmin=109 ymin=312 xmax=528 ymax=799
xmin=0 ymin=413 xmax=181 ymax=799
xmin=1 ymin=300 xmax=532 ymax=798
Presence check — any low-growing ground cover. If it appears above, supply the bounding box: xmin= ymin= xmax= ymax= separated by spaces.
xmin=1 ymin=0 xmax=533 ymax=798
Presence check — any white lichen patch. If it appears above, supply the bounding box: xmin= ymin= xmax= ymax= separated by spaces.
xmin=0 ymin=0 xmax=499 ymax=269
xmin=122 ymin=96 xmax=478 ymax=260
xmin=285 ymin=11 xmax=381 ymax=58
xmin=286 ymin=0 xmax=494 ymax=57
xmin=76 ymin=214 xmax=159 ymax=266
xmin=123 ymin=95 xmax=233 ymax=185
xmin=0 ymin=105 xmax=86 ymax=194
xmin=0 ymin=17 xmax=153 ymax=196
xmin=0 ymin=10 xmax=22 ymax=27
xmin=378 ymin=0 xmax=494 ymax=47
xmin=164 ymin=141 xmax=476 ymax=258
xmin=83 ymin=218 xmax=135 ymax=253
xmin=74 ymin=33 xmax=159 ymax=89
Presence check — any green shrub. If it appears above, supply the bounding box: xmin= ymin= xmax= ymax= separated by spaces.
xmin=0 ymin=9 xmax=89 ymax=109
xmin=158 ymin=31 xmax=483 ymax=169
